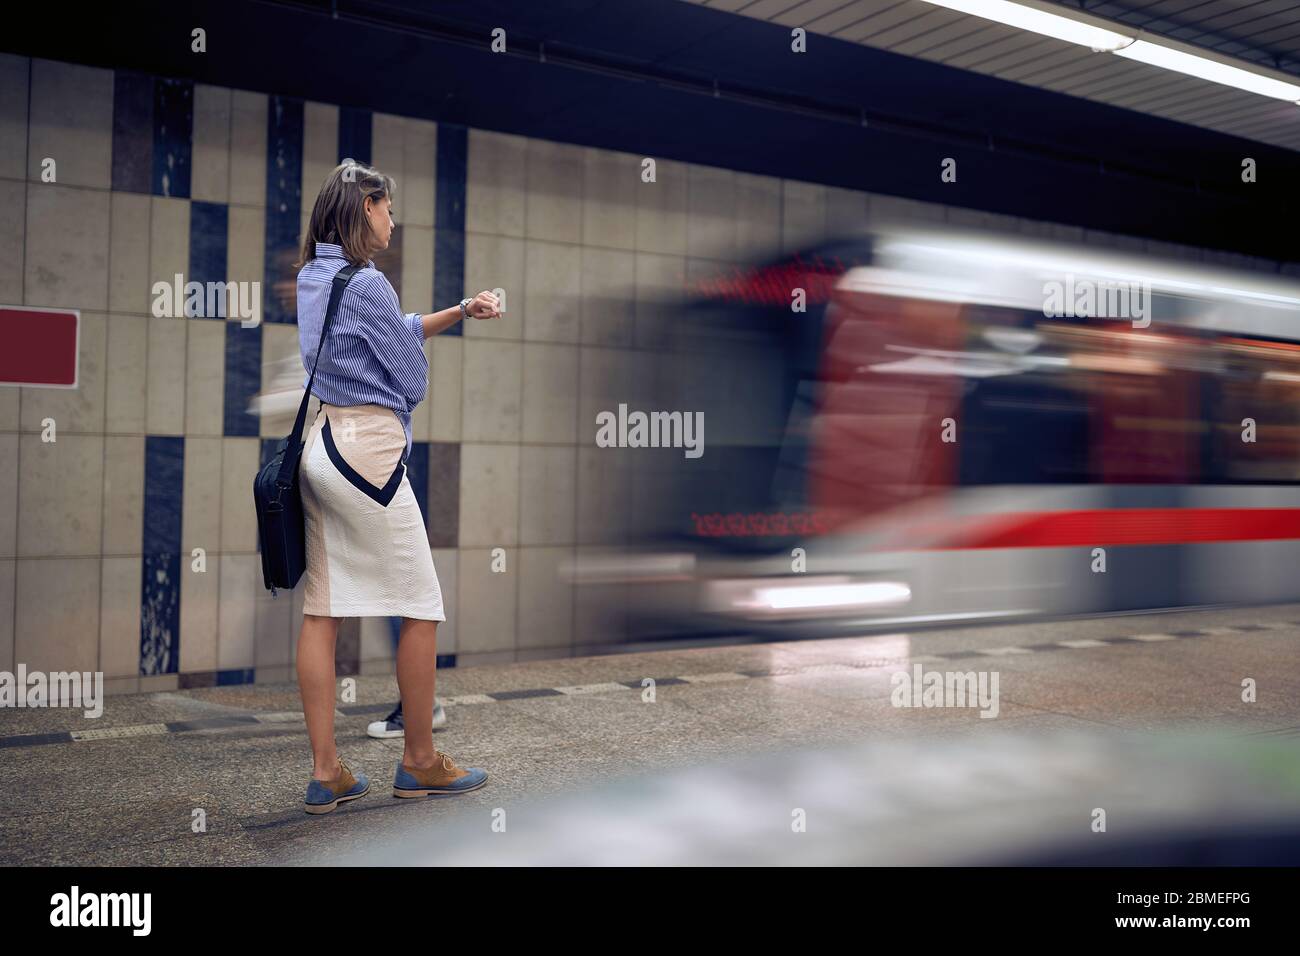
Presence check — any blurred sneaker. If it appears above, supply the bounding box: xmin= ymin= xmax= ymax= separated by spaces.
xmin=304 ymin=757 xmax=370 ymax=814
xmin=367 ymin=700 xmax=446 ymax=739
xmin=393 ymin=751 xmax=488 ymax=797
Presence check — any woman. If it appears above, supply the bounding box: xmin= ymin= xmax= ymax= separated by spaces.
xmin=294 ymin=159 xmax=500 ymax=814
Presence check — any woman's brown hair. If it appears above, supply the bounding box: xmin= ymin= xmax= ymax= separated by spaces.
xmin=297 ymin=159 xmax=396 ymax=269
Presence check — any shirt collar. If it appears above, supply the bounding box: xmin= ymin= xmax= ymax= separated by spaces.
xmin=315 ymin=241 xmax=373 ymax=268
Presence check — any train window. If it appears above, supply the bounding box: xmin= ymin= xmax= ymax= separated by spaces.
xmin=957 ymin=307 xmax=1092 ymax=485
xmin=1203 ymin=336 xmax=1300 ymax=484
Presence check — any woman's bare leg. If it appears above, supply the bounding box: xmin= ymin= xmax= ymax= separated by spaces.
xmin=397 ymin=617 xmax=439 ymax=769
xmin=298 ymin=613 xmax=342 ymax=779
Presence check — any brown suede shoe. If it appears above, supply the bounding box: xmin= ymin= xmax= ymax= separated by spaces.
xmin=304 ymin=757 xmax=371 ymax=814
xmin=393 ymin=750 xmax=488 ymax=797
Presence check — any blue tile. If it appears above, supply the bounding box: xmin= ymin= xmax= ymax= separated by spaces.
xmin=141 ymin=436 xmax=184 ymax=676
xmin=223 ymin=321 xmax=263 ymax=436
xmin=189 ymin=201 xmax=229 ymax=317
xmin=435 ymin=123 xmax=467 ymax=232
xmin=153 ymin=78 xmax=193 ymax=198
xmin=434 ymin=124 xmax=467 ymax=336
xmin=264 ymin=96 xmax=304 ymax=325
xmin=406 ymin=442 xmax=429 ymax=528
xmin=434 ymin=230 xmax=465 ymax=337
xmin=337 ymin=108 xmax=372 ymax=165
xmin=259 ymin=437 xmax=279 ymax=471
xmin=112 ymin=73 xmax=153 ymax=194
xmin=216 ymin=668 xmax=255 ymax=686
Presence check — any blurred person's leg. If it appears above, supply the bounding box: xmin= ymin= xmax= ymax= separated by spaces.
xmin=298 ymin=613 xmax=343 ymax=780
xmin=397 ymin=617 xmax=439 ymax=769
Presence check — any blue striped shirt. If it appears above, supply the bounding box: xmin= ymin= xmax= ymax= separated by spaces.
xmin=297 ymin=242 xmax=427 ymax=456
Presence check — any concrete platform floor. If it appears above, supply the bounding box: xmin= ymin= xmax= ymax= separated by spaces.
xmin=2 ymin=602 xmax=1299 ymax=865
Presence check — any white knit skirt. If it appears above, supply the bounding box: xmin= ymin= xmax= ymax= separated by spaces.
xmin=300 ymin=403 xmax=445 ymax=620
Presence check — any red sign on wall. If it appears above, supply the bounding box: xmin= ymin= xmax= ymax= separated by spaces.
xmin=0 ymin=306 xmax=79 ymax=388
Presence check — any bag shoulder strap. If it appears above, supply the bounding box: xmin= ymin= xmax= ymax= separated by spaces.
xmin=275 ymin=263 xmax=361 ymax=487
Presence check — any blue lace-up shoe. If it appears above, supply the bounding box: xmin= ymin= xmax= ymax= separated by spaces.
xmin=393 ymin=751 xmax=488 ymax=797
xmin=304 ymin=757 xmax=370 ymax=814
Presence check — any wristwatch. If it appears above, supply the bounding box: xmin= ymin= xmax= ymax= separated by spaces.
xmin=458 ymin=297 xmax=473 ymax=321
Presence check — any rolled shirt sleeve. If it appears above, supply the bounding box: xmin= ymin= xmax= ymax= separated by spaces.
xmin=348 ymin=271 xmax=429 ymax=406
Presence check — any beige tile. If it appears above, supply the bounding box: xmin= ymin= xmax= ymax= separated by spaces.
xmin=254 ymin=582 xmax=293 ymax=668
xmin=781 ymin=179 xmax=826 ymax=253
xmin=104 ymin=314 xmax=147 ymax=433
xmin=573 ymin=563 xmax=629 ymax=645
xmin=140 ymin=674 xmax=178 ymax=692
xmin=24 ymin=183 xmax=110 ymax=310
xmin=258 ymin=322 xmax=299 ymax=437
xmin=17 ymin=433 xmax=103 ymax=557
xmin=0 ymin=559 xmax=13 ymax=672
xmin=101 ymin=435 xmax=144 ymax=556
xmin=301 ymin=101 xmax=339 ymax=210
xmin=635 ymin=157 xmax=687 ymax=255
xmin=461 ymin=339 xmax=521 ymax=442
xmin=522 ymin=240 xmax=581 ymax=343
xmin=0 ymin=434 xmax=15 ymax=557
xmin=430 ymin=548 xmax=457 ymax=653
xmin=145 ymin=315 xmax=187 ymax=435
xmin=428 ymin=336 xmax=462 ymax=443
xmin=370 ymin=112 xmax=404 ymax=185
xmin=458 ymin=443 xmax=519 ymax=548
xmin=456 ymin=547 xmax=517 ymax=654
xmin=403 ymin=117 xmax=437 ymax=228
xmin=229 ymin=91 xmax=267 ymax=207
xmin=633 ymin=251 xmax=684 ymax=349
xmin=576 ymin=446 xmax=633 ymax=546
xmin=20 ymin=310 xmax=106 ymax=433
xmin=103 ymin=676 xmax=139 ymax=696
xmin=582 ymin=146 xmax=637 ymax=251
xmin=227 ymin=205 xmax=265 ymax=292
xmin=192 ymin=84 xmax=232 ymax=204
xmin=580 ymin=246 xmax=635 ymax=346
xmin=108 ymin=191 xmax=152 ymax=315
xmin=578 ymin=346 xmax=657 ymax=440
xmin=180 ymin=551 xmax=219 ymax=674
xmin=525 ymin=139 xmax=582 ymax=244
xmin=0 ymin=179 xmax=24 ymax=303
xmin=360 ymin=616 xmax=396 ymax=667
xmin=149 ymin=197 xmax=190 ymax=308
xmin=99 ymin=555 xmax=141 ymax=679
xmin=220 ymin=438 xmax=259 ymax=553
xmin=735 ymin=172 xmax=781 ymax=260
xmin=519 ymin=445 xmax=576 ymax=546
xmin=0 ymin=54 xmax=28 ymax=180
xmin=27 ymin=59 xmax=112 ymax=188
xmin=466 ymin=129 xmax=527 ymax=238
xmin=400 ymin=224 xmax=433 ymax=317
xmin=686 ymin=164 xmax=737 ymax=261
xmin=869 ymin=193 xmax=946 ymax=225
xmin=181 ymin=436 xmax=222 ymax=555
xmin=825 ymin=185 xmax=870 ymax=235
xmin=517 ymin=546 xmax=575 ymax=650
xmin=15 ymin=557 xmax=100 ymax=672
xmin=463 ymin=232 xmax=523 ymax=339
xmin=217 ymin=552 xmax=256 ymax=670
xmin=520 ymin=342 xmax=578 ymax=444
xmin=0 ymin=389 xmax=15 ymax=432
xmin=185 ymin=318 xmax=225 ymax=435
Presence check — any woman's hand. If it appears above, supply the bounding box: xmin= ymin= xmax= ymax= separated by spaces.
xmin=466 ymin=290 xmax=501 ymax=319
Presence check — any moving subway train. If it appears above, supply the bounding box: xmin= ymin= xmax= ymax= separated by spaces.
xmin=570 ymin=223 xmax=1300 ymax=640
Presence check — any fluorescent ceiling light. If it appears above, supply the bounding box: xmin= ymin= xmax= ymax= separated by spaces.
xmin=918 ymin=0 xmax=1132 ymax=52
xmin=1114 ymin=40 xmax=1300 ymax=102
xmin=918 ymin=0 xmax=1300 ymax=103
